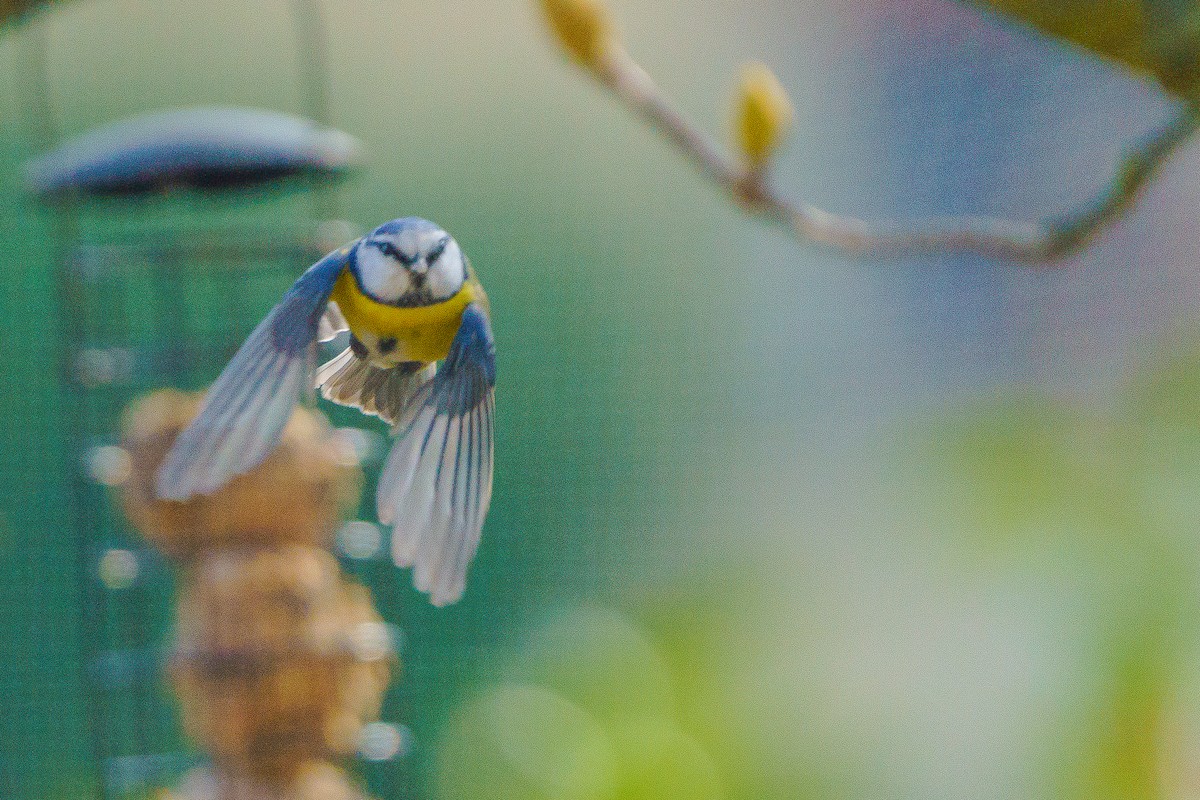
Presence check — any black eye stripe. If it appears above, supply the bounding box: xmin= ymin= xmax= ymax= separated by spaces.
xmin=427 ymin=235 xmax=450 ymax=265
xmin=369 ymin=239 xmax=416 ymax=266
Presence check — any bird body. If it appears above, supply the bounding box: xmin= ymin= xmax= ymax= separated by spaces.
xmin=156 ymin=218 xmax=496 ymax=606
xmin=329 ymin=265 xmax=487 ymax=365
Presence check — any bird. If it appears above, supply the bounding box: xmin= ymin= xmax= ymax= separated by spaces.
xmin=156 ymin=217 xmax=496 ymax=606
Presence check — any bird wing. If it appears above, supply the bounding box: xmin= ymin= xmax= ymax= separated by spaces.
xmin=376 ymin=303 xmax=496 ymax=606
xmin=155 ymin=243 xmax=356 ymax=499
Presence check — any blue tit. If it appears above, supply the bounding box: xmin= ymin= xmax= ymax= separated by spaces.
xmin=156 ymin=217 xmax=496 ymax=606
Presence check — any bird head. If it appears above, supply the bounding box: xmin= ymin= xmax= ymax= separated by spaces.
xmin=353 ymin=217 xmax=466 ymax=306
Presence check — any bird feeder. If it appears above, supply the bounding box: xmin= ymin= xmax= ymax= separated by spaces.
xmin=23 ymin=103 xmax=371 ymax=798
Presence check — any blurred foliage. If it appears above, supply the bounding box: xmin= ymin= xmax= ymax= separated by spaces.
xmin=0 ymin=0 xmax=47 ymax=27
xmin=967 ymin=0 xmax=1200 ymax=97
xmin=904 ymin=329 xmax=1200 ymax=800
xmin=434 ymin=605 xmax=730 ymax=800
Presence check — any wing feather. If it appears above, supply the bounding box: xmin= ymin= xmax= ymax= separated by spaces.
xmin=156 ymin=244 xmax=354 ymax=499
xmin=378 ymin=303 xmax=496 ymax=606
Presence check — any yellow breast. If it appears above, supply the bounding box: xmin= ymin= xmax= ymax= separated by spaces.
xmin=330 ymin=270 xmax=480 ymax=363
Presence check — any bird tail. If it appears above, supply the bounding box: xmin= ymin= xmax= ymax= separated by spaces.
xmin=316 ymin=348 xmax=434 ymax=426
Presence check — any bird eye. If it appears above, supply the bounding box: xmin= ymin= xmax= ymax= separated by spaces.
xmin=370 ymin=240 xmax=413 ymax=265
xmin=426 ymin=235 xmax=450 ymax=266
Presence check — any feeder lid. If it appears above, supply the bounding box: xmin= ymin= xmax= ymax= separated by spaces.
xmin=24 ymin=106 xmax=364 ymax=198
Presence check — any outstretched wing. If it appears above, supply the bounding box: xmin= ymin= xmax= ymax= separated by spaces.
xmin=155 ymin=243 xmax=357 ymax=500
xmin=376 ymin=303 xmax=496 ymax=606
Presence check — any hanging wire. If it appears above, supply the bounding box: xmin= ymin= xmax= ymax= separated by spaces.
xmin=292 ymin=0 xmax=342 ymax=223
xmin=15 ymin=10 xmax=112 ymax=800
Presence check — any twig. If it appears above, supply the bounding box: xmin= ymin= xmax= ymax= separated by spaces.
xmin=591 ymin=43 xmax=1200 ymax=264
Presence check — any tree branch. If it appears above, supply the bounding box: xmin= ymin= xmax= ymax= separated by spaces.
xmin=591 ymin=44 xmax=1200 ymax=264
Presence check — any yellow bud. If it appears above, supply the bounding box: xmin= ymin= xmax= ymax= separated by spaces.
xmin=539 ymin=0 xmax=614 ymax=67
xmin=734 ymin=62 xmax=794 ymax=170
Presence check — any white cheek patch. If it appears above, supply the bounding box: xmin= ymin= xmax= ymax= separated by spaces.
xmin=356 ymin=244 xmax=412 ymax=302
xmin=426 ymin=240 xmax=466 ymax=301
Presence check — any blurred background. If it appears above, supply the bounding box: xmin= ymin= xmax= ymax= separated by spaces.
xmin=4 ymin=1 xmax=1200 ymax=799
